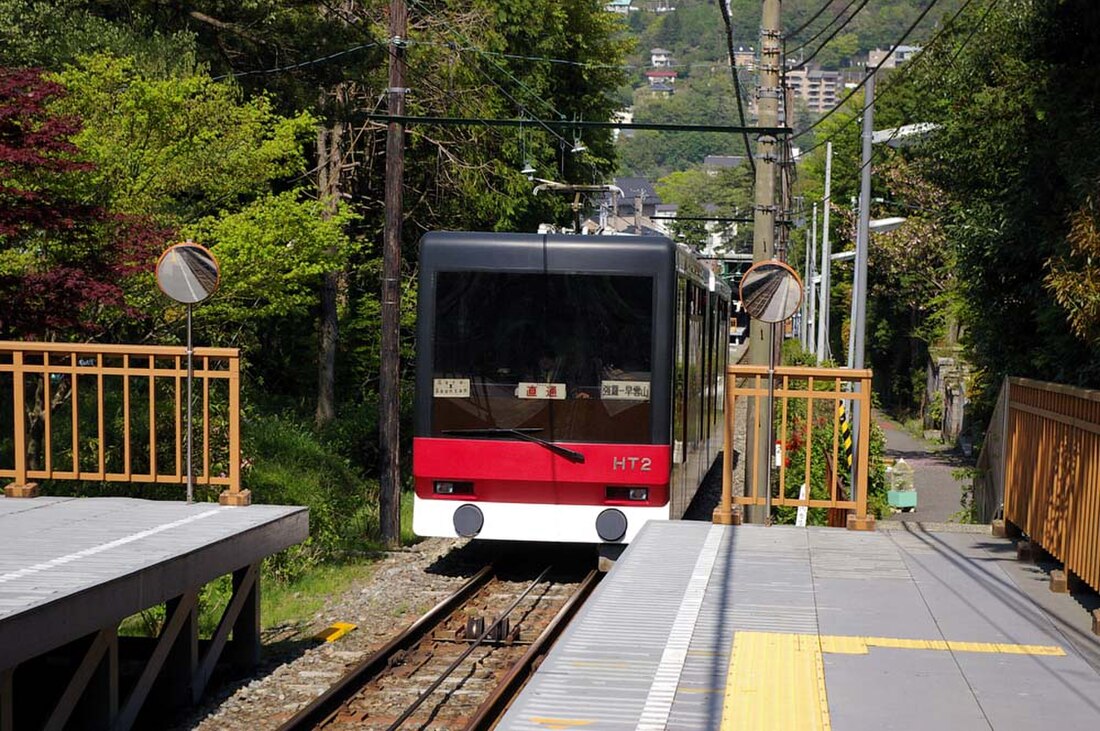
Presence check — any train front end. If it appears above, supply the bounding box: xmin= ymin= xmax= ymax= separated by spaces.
xmin=412 ymin=232 xmax=675 ymax=544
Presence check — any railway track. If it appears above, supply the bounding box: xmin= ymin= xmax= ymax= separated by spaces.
xmin=277 ymin=565 xmax=599 ymax=731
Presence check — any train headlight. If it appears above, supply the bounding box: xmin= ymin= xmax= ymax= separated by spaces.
xmin=606 ymin=486 xmax=649 ymax=502
xmin=434 ymin=481 xmax=473 ymax=495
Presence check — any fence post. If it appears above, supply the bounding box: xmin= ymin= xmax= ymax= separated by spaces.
xmin=847 ymin=371 xmax=875 ymax=531
xmin=5 ymin=350 xmax=38 ymax=498
xmin=219 ymin=355 xmax=249 ymax=506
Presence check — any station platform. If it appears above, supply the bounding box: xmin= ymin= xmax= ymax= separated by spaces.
xmin=499 ymin=521 xmax=1100 ymax=730
xmin=0 ymin=495 xmax=307 ymax=730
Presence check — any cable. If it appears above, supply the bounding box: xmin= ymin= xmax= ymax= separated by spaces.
xmin=792 ymin=0 xmax=872 ymax=71
xmin=407 ymin=0 xmax=567 ymax=125
xmin=719 ymin=0 xmax=755 ymax=175
xmin=792 ymin=0 xmax=946 ymax=142
xmin=210 ymin=41 xmax=381 ymax=81
xmin=798 ymin=0 xmax=995 ymax=157
xmin=787 ymin=0 xmax=862 ymax=57
xmin=787 ymin=0 xmax=843 ymax=41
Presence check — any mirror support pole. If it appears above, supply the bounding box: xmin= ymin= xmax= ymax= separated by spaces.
xmin=764 ymin=322 xmax=777 ymax=523
xmin=186 ymin=303 xmax=194 ymax=505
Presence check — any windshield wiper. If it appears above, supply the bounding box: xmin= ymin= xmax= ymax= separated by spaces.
xmin=441 ymin=428 xmax=585 ymax=463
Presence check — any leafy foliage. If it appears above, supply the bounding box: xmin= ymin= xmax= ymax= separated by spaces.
xmin=0 ymin=67 xmax=168 ymax=339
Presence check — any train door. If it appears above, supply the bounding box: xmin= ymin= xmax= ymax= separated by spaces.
xmin=672 ymin=277 xmax=687 ymax=509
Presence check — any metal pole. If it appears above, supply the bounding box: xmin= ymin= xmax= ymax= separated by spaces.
xmin=186 ymin=303 xmax=193 ymax=504
xmin=764 ymin=322 xmax=777 ymax=524
xmin=747 ymin=0 xmax=783 ymax=523
xmin=816 ymin=142 xmax=833 ymax=363
xmin=850 ymin=69 xmax=876 ymax=502
xmin=808 ymin=202 xmax=817 ymax=359
xmin=379 ymin=0 xmax=407 ymax=546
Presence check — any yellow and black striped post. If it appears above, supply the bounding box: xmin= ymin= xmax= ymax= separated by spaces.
xmin=838 ymin=403 xmax=854 ymax=470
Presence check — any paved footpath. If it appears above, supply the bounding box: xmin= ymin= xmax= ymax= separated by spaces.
xmin=876 ymin=412 xmax=970 ymax=523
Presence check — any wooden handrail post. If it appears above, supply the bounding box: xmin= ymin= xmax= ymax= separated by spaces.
xmin=714 ymin=370 xmax=740 ymax=525
xmin=846 ymin=372 xmax=875 ymax=531
xmin=219 ymin=356 xmax=249 ymax=506
xmin=5 ymin=351 xmax=38 ymax=497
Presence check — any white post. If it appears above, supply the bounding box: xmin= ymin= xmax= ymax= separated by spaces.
xmin=807 ymin=202 xmax=817 ymax=356
xmin=815 ymin=142 xmax=833 ymax=363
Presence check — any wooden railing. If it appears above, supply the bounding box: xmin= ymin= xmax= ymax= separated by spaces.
xmin=0 ymin=342 xmax=247 ymax=505
xmin=715 ymin=364 xmax=872 ymax=528
xmin=1003 ymin=377 xmax=1100 ymax=592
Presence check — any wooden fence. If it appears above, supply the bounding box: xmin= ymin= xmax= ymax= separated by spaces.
xmin=1003 ymin=377 xmax=1100 ymax=592
xmin=0 ymin=342 xmax=247 ymax=505
xmin=715 ymin=364 xmax=872 ymax=528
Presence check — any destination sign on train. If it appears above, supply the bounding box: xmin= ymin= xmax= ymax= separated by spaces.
xmin=601 ymin=381 xmax=651 ymax=401
xmin=514 ymin=383 xmax=568 ymax=400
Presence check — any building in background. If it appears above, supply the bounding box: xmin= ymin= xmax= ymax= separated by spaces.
xmin=867 ymin=45 xmax=922 ymax=69
xmin=785 ymin=67 xmax=842 ymax=113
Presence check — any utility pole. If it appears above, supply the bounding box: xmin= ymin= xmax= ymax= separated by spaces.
xmin=746 ymin=0 xmax=783 ymax=523
xmin=849 ymin=69 xmax=875 ymax=505
xmin=380 ymin=0 xmax=407 ymax=547
xmin=815 ymin=141 xmax=833 ymax=363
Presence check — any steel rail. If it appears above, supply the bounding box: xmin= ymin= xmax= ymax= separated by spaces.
xmin=385 ymin=565 xmax=554 ymax=730
xmin=462 ymin=569 xmax=601 ymax=731
xmin=275 ymin=565 xmax=494 ymax=731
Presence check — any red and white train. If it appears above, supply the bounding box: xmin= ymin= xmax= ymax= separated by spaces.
xmin=412 ymin=232 xmax=730 ymax=544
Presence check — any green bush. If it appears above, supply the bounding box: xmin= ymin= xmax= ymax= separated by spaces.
xmin=242 ymin=413 xmax=379 ymax=583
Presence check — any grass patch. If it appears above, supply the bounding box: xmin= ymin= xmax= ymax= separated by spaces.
xmin=262 ymin=556 xmax=378 ymax=633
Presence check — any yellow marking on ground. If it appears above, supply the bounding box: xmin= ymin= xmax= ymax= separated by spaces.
xmin=721 ymin=632 xmax=831 ymax=731
xmin=721 ymin=632 xmax=1066 ymax=729
xmin=816 ymin=634 xmax=1064 ymax=656
xmin=528 ymin=718 xmax=593 ymax=730
xmin=312 ymin=621 xmax=357 ymax=643
xmin=676 ymin=686 xmax=723 ymax=694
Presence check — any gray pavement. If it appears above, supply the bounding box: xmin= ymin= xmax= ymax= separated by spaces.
xmin=500 ymin=522 xmax=1100 ymax=730
xmin=877 ymin=412 xmax=971 ymax=523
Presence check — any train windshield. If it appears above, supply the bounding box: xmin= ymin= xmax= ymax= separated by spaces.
xmin=431 ymin=271 xmax=654 ymax=444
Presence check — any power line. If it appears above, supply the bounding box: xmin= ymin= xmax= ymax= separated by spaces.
xmin=798 ymin=0 xmax=994 ymax=158
xmin=787 ymin=0 xmax=843 ymax=41
xmin=361 ymin=115 xmax=788 ymax=135
xmin=848 ymin=0 xmax=1003 ymax=175
xmin=719 ymin=0 xmax=756 ymax=175
xmin=210 ymin=42 xmax=381 ymax=81
xmin=792 ymin=0 xmax=946 ymax=142
xmin=407 ymin=0 xmax=568 ymax=126
xmin=787 ymin=0 xmax=862 ymax=56
xmin=792 ymin=0 xmax=872 ymax=71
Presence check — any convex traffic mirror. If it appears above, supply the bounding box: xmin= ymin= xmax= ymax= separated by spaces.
xmin=739 ymin=259 xmax=803 ymax=323
xmin=156 ymin=242 xmax=220 ymax=305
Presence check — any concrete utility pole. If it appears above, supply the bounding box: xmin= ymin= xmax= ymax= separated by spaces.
xmin=746 ymin=0 xmax=783 ymax=522
xmin=380 ymin=0 xmax=407 ymax=547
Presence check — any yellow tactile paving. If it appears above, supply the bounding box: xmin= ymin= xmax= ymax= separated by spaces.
xmin=721 ymin=632 xmax=831 ymax=731
xmin=720 ymin=632 xmax=1066 ymax=729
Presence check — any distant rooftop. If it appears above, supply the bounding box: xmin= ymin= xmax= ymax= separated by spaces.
xmin=704 ymin=155 xmax=746 ymax=169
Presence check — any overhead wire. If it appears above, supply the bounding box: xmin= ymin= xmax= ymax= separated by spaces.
xmin=791 ymin=0 xmax=946 ymax=143
xmin=787 ymin=0 xmax=863 ymax=57
xmin=798 ymin=0 xmax=994 ymax=159
xmin=787 ymin=0 xmax=844 ymax=41
xmin=792 ymin=0 xmax=872 ymax=71
xmin=718 ymin=0 xmax=756 ymax=175
xmin=210 ymin=41 xmax=382 ymax=81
